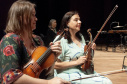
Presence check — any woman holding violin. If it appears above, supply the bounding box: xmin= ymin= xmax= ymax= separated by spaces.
xmin=0 ymin=0 xmax=70 ymax=84
xmin=54 ymin=11 xmax=112 ymax=84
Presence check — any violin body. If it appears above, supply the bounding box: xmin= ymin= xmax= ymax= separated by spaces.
xmin=23 ymin=46 xmax=55 ymax=78
xmin=81 ymin=44 xmax=93 ymax=72
xmin=23 ymin=30 xmax=66 ymax=78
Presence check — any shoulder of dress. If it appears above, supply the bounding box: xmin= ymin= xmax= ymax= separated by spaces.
xmin=3 ymin=33 xmax=20 ymax=39
xmin=32 ymin=34 xmax=42 ymax=40
xmin=0 ymin=33 xmax=22 ymax=47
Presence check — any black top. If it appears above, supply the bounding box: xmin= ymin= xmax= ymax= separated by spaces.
xmin=44 ymin=28 xmax=57 ymax=47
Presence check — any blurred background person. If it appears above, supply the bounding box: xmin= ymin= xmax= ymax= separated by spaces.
xmin=45 ymin=19 xmax=57 ymax=47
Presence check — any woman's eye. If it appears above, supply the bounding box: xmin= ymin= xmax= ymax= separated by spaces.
xmin=32 ymin=13 xmax=35 ymax=16
xmin=74 ymin=19 xmax=78 ymax=21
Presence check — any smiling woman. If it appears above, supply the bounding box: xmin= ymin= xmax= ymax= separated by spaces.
xmin=54 ymin=11 xmax=112 ymax=84
xmin=0 ymin=0 xmax=70 ymax=84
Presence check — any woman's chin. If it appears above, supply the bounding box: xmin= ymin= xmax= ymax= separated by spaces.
xmin=32 ymin=27 xmax=36 ymax=31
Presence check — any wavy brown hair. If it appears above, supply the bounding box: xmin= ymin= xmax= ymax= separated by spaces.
xmin=5 ymin=0 xmax=36 ymax=39
xmin=59 ymin=11 xmax=81 ymax=43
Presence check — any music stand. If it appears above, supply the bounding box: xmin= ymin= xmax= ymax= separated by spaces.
xmin=109 ymin=22 xmax=119 ymax=52
xmin=120 ymin=33 xmax=124 ymax=49
xmin=110 ymin=22 xmax=125 ymax=52
xmin=122 ymin=55 xmax=127 ymax=70
xmin=110 ymin=21 xmax=119 ymax=30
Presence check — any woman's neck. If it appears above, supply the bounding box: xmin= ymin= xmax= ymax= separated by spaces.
xmin=69 ymin=29 xmax=77 ymax=39
xmin=21 ymin=32 xmax=35 ymax=56
xmin=70 ymin=29 xmax=81 ymax=47
xmin=21 ymin=30 xmax=30 ymax=39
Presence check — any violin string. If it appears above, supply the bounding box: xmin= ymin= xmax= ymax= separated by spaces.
xmin=32 ymin=62 xmax=38 ymax=72
xmin=37 ymin=47 xmax=52 ymax=65
xmin=34 ymin=63 xmax=38 ymax=72
xmin=37 ymin=31 xmax=65 ymax=65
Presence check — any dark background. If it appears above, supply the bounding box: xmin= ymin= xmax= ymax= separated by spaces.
xmin=0 ymin=0 xmax=127 ymax=45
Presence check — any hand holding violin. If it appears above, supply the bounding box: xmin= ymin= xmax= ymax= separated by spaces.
xmin=50 ymin=41 xmax=62 ymax=58
xmin=91 ymin=43 xmax=96 ymax=50
xmin=76 ymin=56 xmax=87 ymax=65
xmin=88 ymin=42 xmax=96 ymax=50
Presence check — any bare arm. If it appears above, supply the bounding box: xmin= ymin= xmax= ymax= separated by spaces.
xmin=14 ymin=74 xmax=70 ymax=84
xmin=55 ymin=56 xmax=86 ymax=70
xmin=14 ymin=74 xmax=48 ymax=84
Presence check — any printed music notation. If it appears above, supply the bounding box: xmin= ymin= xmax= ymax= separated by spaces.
xmin=108 ymin=30 xmax=127 ymax=34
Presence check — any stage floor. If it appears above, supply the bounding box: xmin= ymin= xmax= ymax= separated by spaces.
xmin=94 ymin=45 xmax=127 ymax=84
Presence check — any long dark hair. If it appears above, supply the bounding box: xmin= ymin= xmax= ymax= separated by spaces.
xmin=59 ymin=11 xmax=81 ymax=43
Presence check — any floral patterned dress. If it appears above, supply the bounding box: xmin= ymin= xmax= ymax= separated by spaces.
xmin=0 ymin=33 xmax=43 ymax=84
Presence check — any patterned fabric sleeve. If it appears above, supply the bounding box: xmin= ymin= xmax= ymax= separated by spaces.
xmin=0 ymin=33 xmax=23 ymax=84
xmin=32 ymin=34 xmax=44 ymax=46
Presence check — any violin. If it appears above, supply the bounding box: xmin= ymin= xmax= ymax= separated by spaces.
xmin=81 ymin=5 xmax=118 ymax=73
xmin=81 ymin=29 xmax=94 ymax=74
xmin=23 ymin=30 xmax=65 ymax=78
